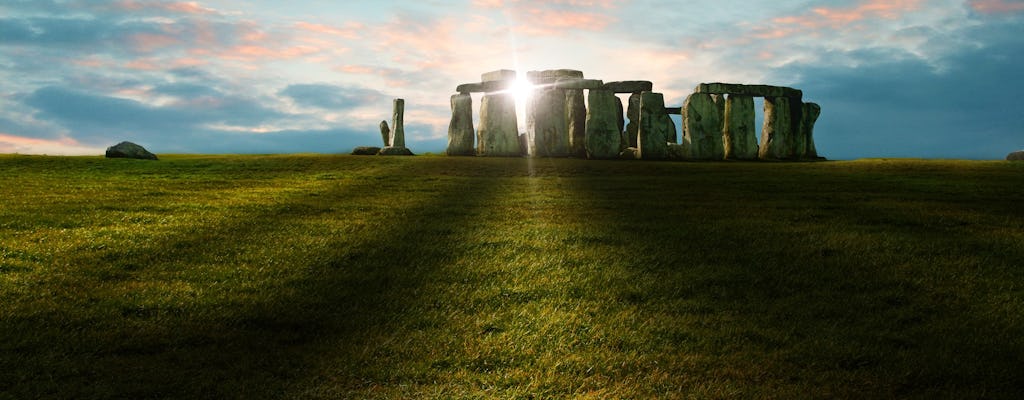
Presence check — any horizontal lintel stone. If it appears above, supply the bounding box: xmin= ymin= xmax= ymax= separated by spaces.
xmin=554 ymin=78 xmax=604 ymax=90
xmin=664 ymin=107 xmax=682 ymax=114
xmin=602 ymin=80 xmax=653 ymax=93
xmin=482 ymin=69 xmax=517 ymax=83
xmin=456 ymin=80 xmax=513 ymax=94
xmin=527 ymin=69 xmax=584 ymax=84
xmin=695 ymin=82 xmax=802 ymax=99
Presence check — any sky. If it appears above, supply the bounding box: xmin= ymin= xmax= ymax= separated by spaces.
xmin=1 ymin=0 xmax=1022 ymax=159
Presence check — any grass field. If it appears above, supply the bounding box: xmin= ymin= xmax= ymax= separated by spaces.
xmin=1 ymin=154 xmax=1023 ymax=399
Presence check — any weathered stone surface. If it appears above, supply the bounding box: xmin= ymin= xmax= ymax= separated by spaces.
xmin=527 ymin=69 xmax=583 ymax=84
xmin=446 ymin=93 xmax=475 ymax=156
xmin=625 ymin=92 xmax=641 ymax=148
xmin=584 ymin=89 xmax=621 ymax=159
xmin=684 ymin=93 xmax=724 ymax=160
xmin=554 ymin=78 xmax=604 ymax=90
xmin=723 ymin=95 xmax=757 ymax=160
xmin=638 ymin=92 xmax=669 ymax=160
xmin=760 ymin=96 xmax=793 ymax=160
xmin=478 ymin=93 xmax=521 ymax=156
xmin=456 ymin=80 xmax=513 ymax=94
xmin=378 ymin=146 xmax=414 ymax=156
xmin=1008 ymin=150 xmax=1024 ymax=161
xmin=619 ymin=147 xmax=639 ymax=160
xmin=695 ymin=82 xmax=802 ymax=99
xmin=527 ymin=88 xmax=569 ymax=157
xmin=667 ymin=142 xmax=690 ymax=160
xmin=603 ymin=81 xmax=653 ymax=93
xmin=391 ymin=98 xmax=405 ymax=147
xmin=379 ymin=120 xmax=391 ymax=147
xmin=800 ymin=102 xmax=822 ymax=159
xmin=614 ymin=94 xmax=625 ymax=145
xmin=105 ymin=141 xmax=157 ymax=160
xmin=482 ymin=69 xmax=516 ymax=82
xmin=518 ymin=134 xmax=530 ymax=157
xmin=665 ymin=107 xmax=682 ymax=115
xmin=351 ymin=146 xmax=381 ymax=155
xmin=566 ymin=89 xmax=587 ymax=157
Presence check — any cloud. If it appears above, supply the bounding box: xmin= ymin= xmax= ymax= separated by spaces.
xmin=969 ymin=0 xmax=1024 ymax=14
xmin=279 ymin=84 xmax=387 ymax=110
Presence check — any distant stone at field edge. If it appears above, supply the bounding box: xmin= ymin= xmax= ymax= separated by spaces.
xmin=105 ymin=141 xmax=157 ymax=160
xmin=352 ymin=146 xmax=381 ymax=155
xmin=1008 ymin=150 xmax=1024 ymax=161
xmin=378 ymin=146 xmax=414 ymax=156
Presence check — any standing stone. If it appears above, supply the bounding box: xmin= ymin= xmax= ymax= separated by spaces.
xmin=723 ymin=95 xmax=757 ymax=160
xmin=665 ymin=116 xmax=678 ymax=144
xmin=625 ymin=92 xmax=641 ymax=147
xmin=800 ymin=102 xmax=822 ymax=159
xmin=379 ymin=120 xmax=391 ymax=147
xmin=585 ymin=89 xmax=621 ymax=159
xmin=446 ymin=93 xmax=475 ymax=156
xmin=478 ymin=93 xmax=520 ymax=156
xmin=566 ymin=89 xmax=587 ymax=157
xmin=1007 ymin=150 xmax=1024 ymax=161
xmin=527 ymin=88 xmax=569 ymax=157
xmin=391 ymin=98 xmax=405 ymax=148
xmin=684 ymin=93 xmax=724 ymax=160
xmin=637 ymin=92 xmax=669 ymax=160
xmin=760 ymin=96 xmax=793 ymax=160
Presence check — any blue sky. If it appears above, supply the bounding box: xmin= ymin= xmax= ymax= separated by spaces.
xmin=1 ymin=0 xmax=1021 ymax=159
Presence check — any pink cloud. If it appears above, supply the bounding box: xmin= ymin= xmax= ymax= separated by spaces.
xmin=0 ymin=134 xmax=97 ymax=155
xmin=130 ymin=33 xmax=180 ymax=52
xmin=295 ymin=21 xmax=363 ymax=39
xmin=969 ymin=0 xmax=1024 ymax=13
xmin=115 ymin=0 xmax=216 ymax=14
xmin=754 ymin=0 xmax=924 ymax=39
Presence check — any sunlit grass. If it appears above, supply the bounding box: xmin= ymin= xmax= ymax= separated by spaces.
xmin=1 ymin=154 xmax=1023 ymax=398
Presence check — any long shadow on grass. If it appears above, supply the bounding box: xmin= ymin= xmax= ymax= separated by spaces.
xmin=1 ymin=158 xmax=506 ymax=398
xmin=561 ymin=159 xmax=1024 ymax=398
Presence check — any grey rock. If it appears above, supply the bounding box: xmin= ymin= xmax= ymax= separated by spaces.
xmin=800 ymin=102 xmax=822 ymax=159
xmin=378 ymin=146 xmax=414 ymax=156
xmin=638 ymin=92 xmax=669 ymax=160
xmin=625 ymin=92 xmax=641 ymax=147
xmin=723 ymin=95 xmax=758 ymax=160
xmin=379 ymin=120 xmax=391 ymax=147
xmin=615 ymin=95 xmax=625 ymax=150
xmin=695 ymin=82 xmax=802 ymax=99
xmin=352 ymin=146 xmax=381 ymax=155
xmin=667 ymin=142 xmax=690 ymax=160
xmin=456 ymin=80 xmax=513 ymax=94
xmin=446 ymin=93 xmax=475 ymax=156
xmin=1008 ymin=151 xmax=1024 ymax=161
xmin=527 ymin=69 xmax=583 ymax=84
xmin=566 ymin=89 xmax=587 ymax=158
xmin=684 ymin=93 xmax=724 ymax=160
xmin=554 ymin=78 xmax=604 ymax=90
xmin=482 ymin=69 xmax=516 ymax=82
xmin=391 ymin=98 xmax=405 ymax=148
xmin=619 ymin=147 xmax=639 ymax=160
xmin=527 ymin=88 xmax=569 ymax=157
xmin=603 ymin=81 xmax=653 ymax=93
xmin=105 ymin=141 xmax=158 ymax=160
xmin=478 ymin=93 xmax=521 ymax=156
xmin=584 ymin=89 xmax=622 ymax=159
xmin=760 ymin=96 xmax=794 ymax=160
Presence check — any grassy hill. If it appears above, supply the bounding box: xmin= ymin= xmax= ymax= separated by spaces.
xmin=1 ymin=154 xmax=1022 ymax=398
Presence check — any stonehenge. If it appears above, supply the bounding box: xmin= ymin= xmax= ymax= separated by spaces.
xmin=445 ymin=70 xmax=823 ymax=161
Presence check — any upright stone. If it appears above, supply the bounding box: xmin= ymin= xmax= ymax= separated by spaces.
xmin=446 ymin=93 xmax=475 ymax=156
xmin=723 ymin=95 xmax=757 ymax=160
xmin=625 ymin=93 xmax=641 ymax=147
xmin=760 ymin=96 xmax=793 ymax=160
xmin=584 ymin=89 xmax=621 ymax=159
xmin=391 ymin=98 xmax=405 ymax=147
xmin=800 ymin=102 xmax=822 ymax=159
xmin=567 ymin=89 xmax=587 ymax=157
xmin=478 ymin=93 xmax=521 ymax=156
xmin=527 ymin=88 xmax=569 ymax=157
xmin=684 ymin=93 xmax=724 ymax=160
xmin=615 ymin=95 xmax=626 ymax=150
xmin=379 ymin=120 xmax=391 ymax=147
xmin=637 ymin=92 xmax=669 ymax=160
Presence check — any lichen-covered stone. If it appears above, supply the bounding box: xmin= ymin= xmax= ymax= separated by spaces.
xmin=584 ymin=89 xmax=621 ymax=159
xmin=391 ymin=98 xmax=405 ymax=147
xmin=684 ymin=93 xmax=724 ymax=160
xmin=723 ymin=95 xmax=757 ymax=160
xmin=446 ymin=93 xmax=475 ymax=156
xmin=695 ymin=82 xmax=802 ymax=99
xmin=603 ymin=81 xmax=653 ymax=93
xmin=105 ymin=141 xmax=158 ymax=160
xmin=625 ymin=92 xmax=641 ymax=148
xmin=379 ymin=120 xmax=390 ymax=147
xmin=478 ymin=93 xmax=521 ymax=156
xmin=566 ymin=89 xmax=587 ymax=157
xmin=527 ymin=88 xmax=569 ymax=157
xmin=637 ymin=92 xmax=669 ymax=160
xmin=667 ymin=142 xmax=689 ymax=160
xmin=760 ymin=96 xmax=793 ymax=160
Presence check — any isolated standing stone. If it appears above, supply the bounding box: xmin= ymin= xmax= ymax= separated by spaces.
xmin=446 ymin=93 xmax=475 ymax=156
xmin=391 ymin=98 xmax=405 ymax=148
xmin=723 ymin=95 xmax=757 ymax=160
xmin=637 ymin=92 xmax=669 ymax=160
xmin=379 ymin=120 xmax=391 ymax=147
xmin=760 ymin=96 xmax=793 ymax=160
xmin=478 ymin=93 xmax=520 ymax=156
xmin=585 ymin=89 xmax=621 ymax=159
xmin=1008 ymin=150 xmax=1024 ymax=161
xmin=800 ymin=102 xmax=822 ymax=159
xmin=528 ymin=88 xmax=569 ymax=157
xmin=105 ymin=141 xmax=157 ymax=160
xmin=567 ymin=89 xmax=587 ymax=157
xmin=684 ymin=93 xmax=724 ymax=160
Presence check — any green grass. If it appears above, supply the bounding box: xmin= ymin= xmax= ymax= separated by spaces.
xmin=1 ymin=154 xmax=1023 ymax=399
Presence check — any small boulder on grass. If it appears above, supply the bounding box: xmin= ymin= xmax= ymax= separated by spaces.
xmin=352 ymin=146 xmax=381 ymax=155
xmin=1007 ymin=150 xmax=1024 ymax=161
xmin=105 ymin=141 xmax=158 ymax=160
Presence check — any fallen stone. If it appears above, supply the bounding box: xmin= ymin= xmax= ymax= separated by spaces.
xmin=379 ymin=120 xmax=390 ymax=147
xmin=352 ymin=146 xmax=381 ymax=155
xmin=760 ymin=96 xmax=794 ymax=160
xmin=554 ymin=78 xmax=604 ymax=90
xmin=482 ymin=69 xmax=516 ymax=82
xmin=684 ymin=93 xmax=724 ymax=160
xmin=695 ymin=82 xmax=802 ymax=99
xmin=619 ymin=147 xmax=639 ymax=160
xmin=603 ymin=81 xmax=653 ymax=93
xmin=378 ymin=146 xmax=414 ymax=156
xmin=723 ymin=95 xmax=758 ymax=160
xmin=585 ymin=89 xmax=622 ymax=159
xmin=478 ymin=93 xmax=521 ymax=156
xmin=1007 ymin=150 xmax=1024 ymax=161
xmin=446 ymin=93 xmax=475 ymax=156
xmin=391 ymin=98 xmax=405 ymax=147
xmin=105 ymin=141 xmax=158 ymax=160
xmin=638 ymin=92 xmax=669 ymax=160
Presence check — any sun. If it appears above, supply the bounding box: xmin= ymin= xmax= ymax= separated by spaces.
xmin=510 ymin=76 xmax=534 ymax=105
